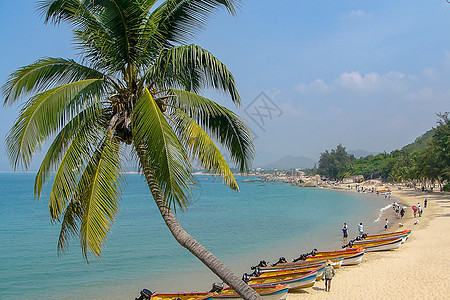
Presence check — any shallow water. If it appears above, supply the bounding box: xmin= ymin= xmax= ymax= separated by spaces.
xmin=0 ymin=173 xmax=392 ymax=299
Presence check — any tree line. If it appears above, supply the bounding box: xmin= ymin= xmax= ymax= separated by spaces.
xmin=316 ymin=113 xmax=450 ymax=191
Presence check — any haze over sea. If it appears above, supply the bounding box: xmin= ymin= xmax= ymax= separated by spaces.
xmin=0 ymin=173 xmax=388 ymax=299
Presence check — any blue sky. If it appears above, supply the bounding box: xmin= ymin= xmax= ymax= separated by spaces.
xmin=1 ymin=0 xmax=449 ymax=171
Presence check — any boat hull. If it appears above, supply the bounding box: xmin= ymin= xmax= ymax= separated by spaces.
xmin=357 ymin=238 xmax=403 ymax=252
xmin=213 ymin=285 xmax=289 ymax=300
xmin=249 ymin=271 xmax=318 ymax=291
xmin=151 ymin=292 xmax=212 ymax=300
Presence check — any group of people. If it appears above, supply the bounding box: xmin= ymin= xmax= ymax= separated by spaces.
xmin=393 ymin=202 xmax=406 ymax=219
xmin=341 ymin=222 xmax=365 ymax=239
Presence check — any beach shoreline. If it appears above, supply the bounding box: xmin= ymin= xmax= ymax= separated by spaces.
xmin=286 ymin=185 xmax=450 ymax=299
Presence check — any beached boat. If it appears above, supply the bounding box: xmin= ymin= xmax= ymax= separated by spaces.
xmin=347 ymin=237 xmax=403 ymax=252
xmin=246 ymin=270 xmax=318 ymax=291
xmin=306 ymin=248 xmax=365 ymax=266
xmin=258 ymin=264 xmax=325 ymax=281
xmin=263 ymin=256 xmax=344 ymax=270
xmin=360 ymin=229 xmax=411 ymax=243
xmin=150 ymin=292 xmax=212 ymax=300
xmin=213 ymin=285 xmax=289 ymax=300
xmin=354 ymin=233 xmax=409 ymax=244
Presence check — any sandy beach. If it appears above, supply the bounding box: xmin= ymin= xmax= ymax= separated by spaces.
xmin=287 ymin=186 xmax=450 ymax=299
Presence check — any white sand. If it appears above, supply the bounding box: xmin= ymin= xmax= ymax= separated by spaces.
xmin=287 ymin=187 xmax=450 ymax=299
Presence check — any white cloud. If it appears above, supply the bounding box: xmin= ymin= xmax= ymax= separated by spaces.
xmin=341 ymin=10 xmax=373 ymax=20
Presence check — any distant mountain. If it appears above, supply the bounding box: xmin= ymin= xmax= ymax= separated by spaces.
xmin=348 ymin=149 xmax=378 ymax=159
xmin=262 ymin=155 xmax=316 ymax=170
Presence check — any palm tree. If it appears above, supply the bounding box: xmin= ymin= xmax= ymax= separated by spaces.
xmin=2 ymin=1 xmax=259 ymax=299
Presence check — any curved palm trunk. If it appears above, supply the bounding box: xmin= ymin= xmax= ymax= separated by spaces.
xmin=137 ymin=151 xmax=261 ymax=300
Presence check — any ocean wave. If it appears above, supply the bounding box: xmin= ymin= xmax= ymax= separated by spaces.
xmin=374 ymin=204 xmax=393 ymax=223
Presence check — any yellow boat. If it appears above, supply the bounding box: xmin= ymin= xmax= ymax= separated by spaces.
xmin=258 ymin=264 xmax=325 ymax=281
xmin=213 ymin=285 xmax=289 ymax=300
xmin=303 ymin=248 xmax=365 ymax=266
xmin=245 ymin=270 xmax=318 ymax=291
xmin=261 ymin=256 xmax=343 ymax=270
xmin=149 ymin=292 xmax=212 ymax=300
xmin=360 ymin=229 xmax=411 ymax=242
xmin=347 ymin=237 xmax=403 ymax=252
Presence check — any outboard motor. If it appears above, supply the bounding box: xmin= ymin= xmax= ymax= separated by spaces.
xmin=292 ymin=254 xmax=307 ymax=262
xmin=241 ymin=267 xmax=261 ymax=283
xmin=271 ymin=257 xmax=287 ymax=266
xmin=242 ymin=273 xmax=252 ymax=283
xmin=342 ymin=241 xmax=354 ymax=249
xmin=209 ymin=282 xmax=224 ymax=293
xmin=250 ymin=260 xmax=267 ymax=270
xmin=135 ymin=289 xmax=153 ymax=300
xmin=252 ymin=267 xmax=261 ymax=277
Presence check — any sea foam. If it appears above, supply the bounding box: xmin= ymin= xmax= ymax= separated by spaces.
xmin=374 ymin=204 xmax=393 ymax=223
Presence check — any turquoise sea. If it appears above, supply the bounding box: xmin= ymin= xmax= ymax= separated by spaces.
xmin=0 ymin=173 xmax=392 ymax=299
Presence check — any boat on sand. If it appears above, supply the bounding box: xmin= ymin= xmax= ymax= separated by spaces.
xmin=212 ymin=285 xmax=289 ymax=300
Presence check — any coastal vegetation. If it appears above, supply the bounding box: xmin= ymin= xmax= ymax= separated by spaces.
xmin=317 ymin=113 xmax=450 ymax=190
xmin=2 ymin=1 xmax=260 ymax=299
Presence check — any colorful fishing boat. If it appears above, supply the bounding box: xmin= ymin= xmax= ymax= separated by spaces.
xmin=359 ymin=229 xmax=411 ymax=243
xmin=213 ymin=285 xmax=289 ymax=300
xmin=246 ymin=270 xmax=318 ymax=291
xmin=347 ymin=237 xmax=403 ymax=252
xmin=149 ymin=292 xmax=213 ymax=300
xmin=264 ymin=256 xmax=344 ymax=270
xmin=306 ymin=248 xmax=365 ymax=266
xmin=258 ymin=264 xmax=325 ymax=281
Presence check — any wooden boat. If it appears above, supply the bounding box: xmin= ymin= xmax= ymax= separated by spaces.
xmin=348 ymin=237 xmax=403 ymax=252
xmin=150 ymin=292 xmax=212 ymax=300
xmin=306 ymin=248 xmax=365 ymax=266
xmin=354 ymin=233 xmax=409 ymax=244
xmin=258 ymin=264 xmax=325 ymax=281
xmin=261 ymin=256 xmax=344 ymax=271
xmin=360 ymin=230 xmax=411 ymax=243
xmin=246 ymin=270 xmax=318 ymax=291
xmin=213 ymin=285 xmax=289 ymax=300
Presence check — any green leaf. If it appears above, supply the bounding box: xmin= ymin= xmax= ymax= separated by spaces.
xmin=78 ymin=136 xmax=124 ymax=260
xmin=6 ymin=79 xmax=106 ymax=170
xmin=151 ymin=0 xmax=241 ymax=45
xmin=2 ymin=57 xmax=106 ymax=105
xmin=133 ymin=87 xmax=193 ymax=211
xmin=172 ymin=108 xmax=238 ymax=190
xmin=167 ymin=89 xmax=254 ymax=172
xmin=149 ymin=45 xmax=240 ymax=104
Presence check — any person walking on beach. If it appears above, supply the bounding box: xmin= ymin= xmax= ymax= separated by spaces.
xmin=384 ymin=219 xmax=389 ymax=231
xmin=424 ymin=198 xmax=428 ymax=208
xmin=418 ymin=203 xmax=423 ymax=217
xmin=358 ymin=222 xmax=364 ymax=236
xmin=342 ymin=223 xmax=348 ymax=239
xmin=400 ymin=207 xmax=405 ymax=219
xmin=323 ymin=260 xmax=335 ymax=292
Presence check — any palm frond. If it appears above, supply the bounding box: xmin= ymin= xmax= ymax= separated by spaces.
xmin=78 ymin=136 xmax=124 ymax=260
xmin=133 ymin=87 xmax=193 ymax=211
xmin=6 ymin=79 xmax=106 ymax=170
xmin=167 ymin=89 xmax=254 ymax=172
xmin=149 ymin=45 xmax=240 ymax=104
xmin=2 ymin=57 xmax=106 ymax=106
xmin=57 ymin=199 xmax=83 ymax=255
xmin=36 ymin=106 xmax=105 ymax=220
xmin=172 ymin=109 xmax=238 ymax=190
xmin=151 ymin=0 xmax=241 ymax=45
